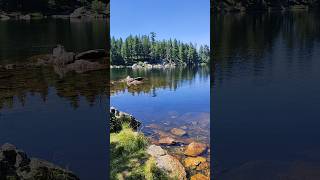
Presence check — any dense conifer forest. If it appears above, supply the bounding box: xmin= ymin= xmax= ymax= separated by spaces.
xmin=110 ymin=33 xmax=210 ymax=66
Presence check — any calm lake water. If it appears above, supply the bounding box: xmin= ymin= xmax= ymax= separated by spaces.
xmin=213 ymin=11 xmax=320 ymax=179
xmin=110 ymin=67 xmax=210 ymax=160
xmin=0 ymin=18 xmax=108 ymax=64
xmin=0 ymin=19 xmax=108 ymax=179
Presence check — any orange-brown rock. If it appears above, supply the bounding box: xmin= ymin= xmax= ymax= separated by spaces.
xmin=184 ymin=156 xmax=206 ymax=168
xmin=191 ymin=173 xmax=209 ymax=180
xmin=184 ymin=142 xmax=207 ymax=156
xmin=196 ymin=161 xmax=210 ymax=171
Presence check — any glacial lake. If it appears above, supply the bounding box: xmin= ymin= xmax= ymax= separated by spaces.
xmin=213 ymin=11 xmax=320 ymax=179
xmin=0 ymin=19 xmax=108 ymax=180
xmin=110 ymin=67 xmax=211 ymax=174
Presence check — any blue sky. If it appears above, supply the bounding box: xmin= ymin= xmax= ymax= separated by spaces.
xmin=111 ymin=0 xmax=210 ymax=46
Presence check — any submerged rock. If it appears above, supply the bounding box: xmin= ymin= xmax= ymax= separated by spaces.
xmin=158 ymin=137 xmax=176 ymax=145
xmin=0 ymin=143 xmax=79 ymax=180
xmin=171 ymin=128 xmax=187 ymax=136
xmin=184 ymin=142 xmax=207 ymax=157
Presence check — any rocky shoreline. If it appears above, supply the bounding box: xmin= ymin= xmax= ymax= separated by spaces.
xmin=213 ymin=0 xmax=319 ymax=13
xmin=110 ymin=107 xmax=210 ymax=179
xmin=111 ymin=61 xmax=207 ymax=69
xmin=0 ymin=5 xmax=109 ymax=21
xmin=0 ymin=143 xmax=79 ymax=179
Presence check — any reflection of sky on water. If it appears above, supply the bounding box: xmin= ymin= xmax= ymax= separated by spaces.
xmin=111 ymin=69 xmax=210 ymax=143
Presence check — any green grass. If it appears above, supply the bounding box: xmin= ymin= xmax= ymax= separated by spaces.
xmin=110 ymin=125 xmax=169 ymax=180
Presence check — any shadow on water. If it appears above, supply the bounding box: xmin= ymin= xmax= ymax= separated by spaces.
xmin=0 ymin=19 xmax=108 ymax=180
xmin=213 ymin=11 xmax=320 ymax=179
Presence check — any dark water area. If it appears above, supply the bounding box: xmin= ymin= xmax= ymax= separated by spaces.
xmin=213 ymin=11 xmax=320 ymax=179
xmin=0 ymin=19 xmax=108 ymax=179
xmin=0 ymin=18 xmax=108 ymax=64
xmin=110 ymin=67 xmax=210 ymax=156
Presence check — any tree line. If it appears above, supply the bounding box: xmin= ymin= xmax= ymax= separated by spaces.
xmin=0 ymin=0 xmax=108 ymax=14
xmin=111 ymin=32 xmax=210 ymax=66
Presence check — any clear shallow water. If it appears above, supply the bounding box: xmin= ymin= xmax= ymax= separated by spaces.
xmin=111 ymin=67 xmax=210 ymax=144
xmin=213 ymin=11 xmax=320 ymax=179
xmin=0 ymin=19 xmax=108 ymax=179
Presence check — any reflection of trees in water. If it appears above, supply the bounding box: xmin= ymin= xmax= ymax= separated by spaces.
xmin=213 ymin=11 xmax=320 ymax=84
xmin=110 ymin=67 xmax=210 ymax=96
xmin=0 ymin=66 xmax=108 ymax=109
xmin=0 ymin=19 xmax=108 ymax=63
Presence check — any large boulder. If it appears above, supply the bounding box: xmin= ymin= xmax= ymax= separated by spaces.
xmin=147 ymin=145 xmax=187 ymax=179
xmin=0 ymin=143 xmax=79 ymax=180
xmin=156 ymin=154 xmax=187 ymax=180
xmin=75 ymin=49 xmax=106 ymax=60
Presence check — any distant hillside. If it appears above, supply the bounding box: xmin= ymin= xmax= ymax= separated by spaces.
xmin=212 ymin=0 xmax=320 ymax=12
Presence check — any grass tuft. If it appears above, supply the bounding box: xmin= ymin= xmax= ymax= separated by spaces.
xmin=110 ymin=125 xmax=169 ymax=180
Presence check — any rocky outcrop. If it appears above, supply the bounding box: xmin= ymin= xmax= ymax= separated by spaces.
xmin=29 ymin=45 xmax=107 ymax=76
xmin=147 ymin=145 xmax=187 ymax=180
xmin=0 ymin=143 xmax=79 ymax=180
xmin=122 ymin=76 xmax=144 ymax=86
xmin=110 ymin=107 xmax=141 ymax=133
